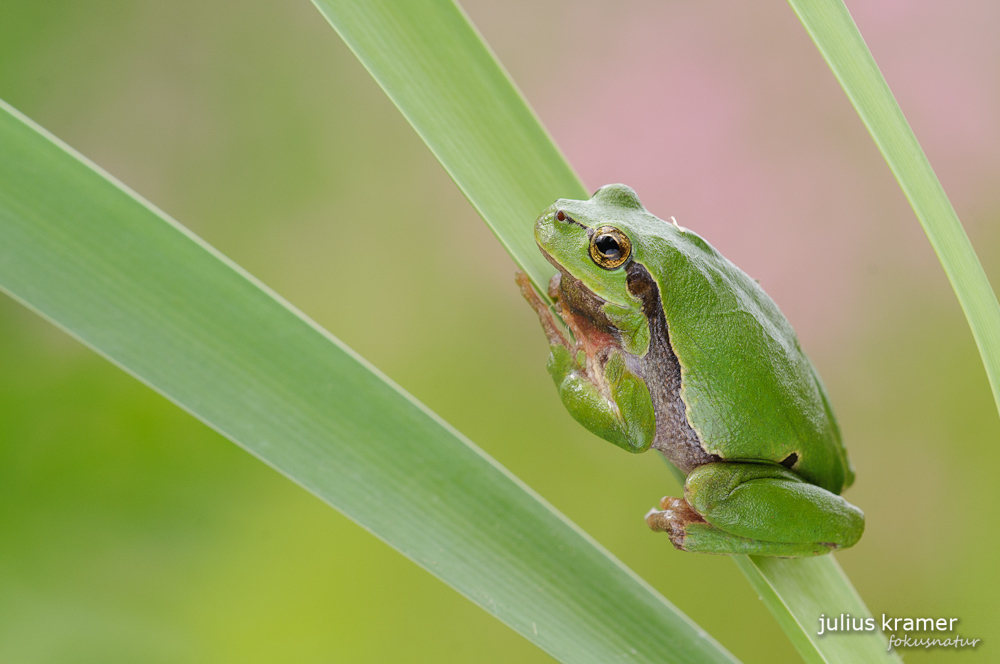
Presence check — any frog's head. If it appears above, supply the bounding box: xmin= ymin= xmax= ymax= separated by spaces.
xmin=534 ymin=184 xmax=679 ymax=356
xmin=535 ymin=184 xmax=658 ymax=310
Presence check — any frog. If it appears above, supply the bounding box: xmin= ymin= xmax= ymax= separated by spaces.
xmin=516 ymin=184 xmax=864 ymax=556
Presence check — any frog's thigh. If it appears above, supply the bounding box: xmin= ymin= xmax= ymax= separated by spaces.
xmin=684 ymin=462 xmax=864 ymax=554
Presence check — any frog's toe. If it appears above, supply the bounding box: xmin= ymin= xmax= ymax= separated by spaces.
xmin=645 ymin=497 xmax=706 ymax=551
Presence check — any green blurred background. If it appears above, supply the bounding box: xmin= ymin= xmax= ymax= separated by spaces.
xmin=1 ymin=0 xmax=998 ymax=661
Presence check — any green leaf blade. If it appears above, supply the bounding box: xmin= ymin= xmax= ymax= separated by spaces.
xmin=0 ymin=100 xmax=737 ymax=664
xmin=734 ymin=556 xmax=894 ymax=664
xmin=787 ymin=0 xmax=1000 ymax=418
xmin=310 ymin=0 xmax=588 ymax=289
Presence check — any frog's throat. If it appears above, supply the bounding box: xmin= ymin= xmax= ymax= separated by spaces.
xmin=553 ymin=274 xmax=621 ymax=382
xmin=622 ymin=262 xmax=716 ymax=474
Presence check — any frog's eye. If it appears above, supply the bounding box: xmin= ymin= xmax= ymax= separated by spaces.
xmin=589 ymin=226 xmax=632 ymax=269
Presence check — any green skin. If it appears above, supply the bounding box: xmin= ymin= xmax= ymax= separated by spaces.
xmin=517 ymin=184 xmax=864 ymax=557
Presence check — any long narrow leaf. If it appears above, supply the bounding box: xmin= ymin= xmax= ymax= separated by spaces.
xmin=309 ymin=0 xmax=897 ymax=661
xmin=309 ymin=0 xmax=585 ymax=292
xmin=734 ymin=557 xmax=892 ymax=664
xmin=0 ymin=100 xmax=738 ymax=664
xmin=787 ymin=0 xmax=1000 ymax=417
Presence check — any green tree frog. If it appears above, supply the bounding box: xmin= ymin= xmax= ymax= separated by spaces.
xmin=517 ymin=184 xmax=863 ymax=557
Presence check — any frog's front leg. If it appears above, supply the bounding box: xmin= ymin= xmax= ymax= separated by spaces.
xmin=546 ymin=344 xmax=655 ymax=453
xmin=646 ymin=462 xmax=865 ymax=556
xmin=516 ymin=271 xmax=655 ymax=453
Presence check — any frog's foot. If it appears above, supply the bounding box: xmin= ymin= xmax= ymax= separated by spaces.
xmin=646 ymin=462 xmax=865 ymax=557
xmin=645 ymin=497 xmax=833 ymax=557
xmin=645 ymin=496 xmax=706 ymax=551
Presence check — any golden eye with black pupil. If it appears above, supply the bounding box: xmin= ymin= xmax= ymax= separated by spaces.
xmin=589 ymin=226 xmax=631 ymax=269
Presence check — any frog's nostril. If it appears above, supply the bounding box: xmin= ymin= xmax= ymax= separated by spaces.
xmin=556 ymin=210 xmax=566 ymax=221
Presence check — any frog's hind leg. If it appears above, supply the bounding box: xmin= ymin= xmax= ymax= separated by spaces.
xmin=646 ymin=462 xmax=864 ymax=557
xmin=646 ymin=498 xmax=833 ymax=557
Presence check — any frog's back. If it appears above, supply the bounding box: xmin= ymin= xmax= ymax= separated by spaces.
xmin=634 ymin=223 xmax=853 ymax=493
